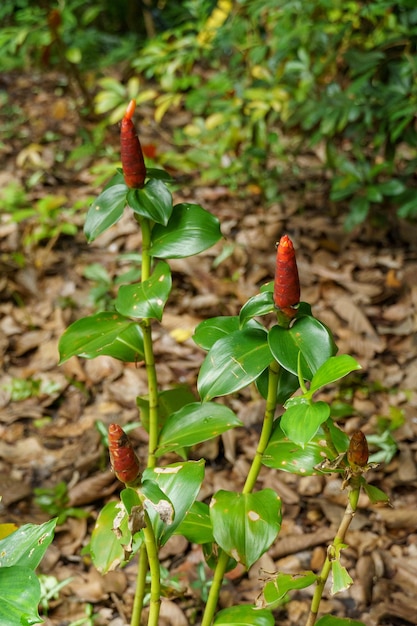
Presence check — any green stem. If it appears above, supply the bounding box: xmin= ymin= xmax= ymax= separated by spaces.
xmin=305 ymin=475 xmax=361 ymax=626
xmin=200 ymin=360 xmax=281 ymax=626
xmin=130 ymin=544 xmax=148 ymax=626
xmin=142 ymin=511 xmax=161 ymax=626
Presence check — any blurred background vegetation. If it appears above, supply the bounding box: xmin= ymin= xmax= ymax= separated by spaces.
xmin=2 ymin=0 xmax=417 ymax=230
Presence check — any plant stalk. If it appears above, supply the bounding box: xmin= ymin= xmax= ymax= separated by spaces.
xmin=142 ymin=511 xmax=161 ymax=626
xmin=305 ymin=475 xmax=361 ymax=626
xmin=130 ymin=544 xmax=148 ymax=626
xmin=200 ymin=360 xmax=281 ymax=626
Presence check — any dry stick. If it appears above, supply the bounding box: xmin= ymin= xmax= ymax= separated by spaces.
xmin=200 ymin=360 xmax=282 ymax=626
xmin=305 ymin=475 xmax=361 ymax=626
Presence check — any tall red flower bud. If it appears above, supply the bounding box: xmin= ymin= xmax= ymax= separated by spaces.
xmin=108 ymin=423 xmax=141 ymax=484
xmin=347 ymin=430 xmax=369 ymax=468
xmin=120 ymin=99 xmax=146 ymax=189
xmin=273 ymin=235 xmax=300 ymax=318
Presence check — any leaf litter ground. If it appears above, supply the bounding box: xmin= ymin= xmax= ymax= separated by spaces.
xmin=1 ymin=72 xmax=417 ymax=626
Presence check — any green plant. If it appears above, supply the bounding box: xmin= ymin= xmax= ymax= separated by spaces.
xmin=38 ymin=574 xmax=73 ymax=616
xmin=94 ymin=0 xmax=417 ymax=227
xmin=0 ymin=518 xmax=57 ymax=626
xmin=34 ymin=481 xmax=89 ymax=525
xmin=58 ymin=100 xmax=389 ymax=626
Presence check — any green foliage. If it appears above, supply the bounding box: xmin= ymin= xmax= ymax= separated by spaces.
xmin=89 ymin=0 xmax=417 ymax=228
xmin=34 ymin=482 xmax=89 ymax=525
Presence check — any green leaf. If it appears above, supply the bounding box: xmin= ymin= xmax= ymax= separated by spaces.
xmin=84 ymin=184 xmax=128 ymax=242
xmin=210 ymin=489 xmax=281 ymax=569
xmin=127 ymin=179 xmax=173 ymax=225
xmin=146 ymin=167 xmax=174 ymax=182
xmin=256 ymin=366 xmax=299 ymax=404
xmin=137 ymin=386 xmax=196 ymax=434
xmin=262 ymin=571 xmax=317 ymax=609
xmin=89 ymin=500 xmax=132 ymax=573
xmin=194 ymin=316 xmax=240 ymax=350
xmin=58 ymin=312 xmax=144 ymax=363
xmin=280 ymin=400 xmax=330 ymax=446
xmin=263 ymin=421 xmax=349 ymax=475
xmin=150 ymin=203 xmax=222 ymax=258
xmin=309 ymin=355 xmax=361 ymax=395
xmin=377 ymin=179 xmax=406 ymax=196
xmin=239 ymin=292 xmax=275 ymax=326
xmin=268 ymin=317 xmax=337 ymax=380
xmin=174 ymin=501 xmax=213 ymax=544
xmin=0 ymin=519 xmax=56 ymax=568
xmin=116 ymin=261 xmax=171 ymax=321
xmin=213 ymin=605 xmax=274 ymax=626
xmin=361 ymin=481 xmax=390 ymax=505
xmin=157 ymin=402 xmax=242 ymax=456
xmin=331 ymin=559 xmax=353 ymax=595
xmin=143 ymin=460 xmax=205 ymax=546
xmin=345 ymin=196 xmax=369 ymax=231
xmin=198 ymin=329 xmax=272 ymax=401
xmin=0 ymin=567 xmax=42 ymax=626
xmin=316 ymin=617 xmax=365 ymax=626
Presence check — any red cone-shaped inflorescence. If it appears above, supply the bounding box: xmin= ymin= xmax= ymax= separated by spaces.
xmin=120 ymin=99 xmax=146 ymax=188
xmin=108 ymin=423 xmax=141 ymax=484
xmin=273 ymin=235 xmax=300 ymax=318
xmin=347 ymin=430 xmax=369 ymax=468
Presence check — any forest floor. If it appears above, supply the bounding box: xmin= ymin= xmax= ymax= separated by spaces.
xmin=1 ymin=72 xmax=417 ymax=626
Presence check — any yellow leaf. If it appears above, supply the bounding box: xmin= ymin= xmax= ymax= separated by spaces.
xmin=0 ymin=523 xmax=18 ymax=540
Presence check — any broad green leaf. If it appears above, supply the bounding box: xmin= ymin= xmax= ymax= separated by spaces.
xmin=239 ymin=292 xmax=275 ymax=326
xmin=146 ymin=167 xmax=174 ymax=182
xmin=210 ymin=489 xmax=281 ymax=569
xmin=345 ymin=196 xmax=369 ymax=231
xmin=377 ymin=179 xmax=406 ymax=196
xmin=157 ymin=402 xmax=242 ymax=457
xmin=127 ymin=179 xmax=172 ymax=225
xmin=174 ymin=501 xmax=213 ymax=544
xmin=280 ymin=400 xmax=330 ymax=446
xmin=58 ymin=312 xmax=144 ymax=363
xmin=269 ymin=317 xmax=337 ymax=380
xmin=262 ymin=571 xmax=317 ymax=609
xmin=143 ymin=460 xmax=205 ymax=546
xmin=137 ymin=386 xmax=196 ymax=434
xmin=141 ymin=480 xmax=174 ymax=525
xmin=331 ymin=559 xmax=353 ymax=595
xmin=256 ymin=366 xmax=299 ymax=404
xmin=362 ymin=481 xmax=390 ymax=505
xmin=309 ymin=355 xmax=361 ymax=394
xmin=213 ymin=605 xmax=274 ymax=626
xmin=116 ymin=261 xmax=171 ymax=321
xmin=263 ymin=421 xmax=349 ymax=475
xmin=194 ymin=316 xmax=263 ymax=351
xmin=316 ymin=617 xmax=365 ymax=626
xmin=0 ymin=519 xmax=56 ymax=569
xmin=198 ymin=329 xmax=272 ymax=401
xmin=0 ymin=567 xmax=42 ymax=626
xmin=150 ymin=203 xmax=222 ymax=258
xmin=84 ymin=183 xmax=128 ymax=242
xmin=89 ymin=501 xmax=132 ymax=573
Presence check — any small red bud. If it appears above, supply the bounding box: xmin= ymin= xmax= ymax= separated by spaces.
xmin=273 ymin=235 xmax=300 ymax=318
xmin=108 ymin=423 xmax=141 ymax=484
xmin=347 ymin=430 xmax=369 ymax=468
xmin=120 ymin=100 xmax=146 ymax=188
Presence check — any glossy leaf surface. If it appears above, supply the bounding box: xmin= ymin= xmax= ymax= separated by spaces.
xmin=0 ymin=567 xmax=42 ymax=626
xmin=0 ymin=518 xmax=56 ymax=568
xmin=116 ymin=261 xmax=171 ymax=321
xmin=213 ymin=605 xmax=274 ymax=626
xmin=198 ymin=329 xmax=272 ymax=401
xmin=309 ymin=355 xmax=361 ymax=394
xmin=150 ymin=203 xmax=222 ymax=258
xmin=174 ymin=501 xmax=213 ymax=544
xmin=280 ymin=399 xmax=330 ymax=446
xmin=210 ymin=489 xmax=281 ymax=569
xmin=263 ymin=421 xmax=349 ymax=475
xmin=262 ymin=571 xmax=317 ymax=609
xmin=58 ymin=312 xmax=144 ymax=363
xmin=127 ymin=178 xmax=172 ymax=225
xmin=269 ymin=316 xmax=337 ymax=380
xmin=157 ymin=402 xmax=242 ymax=456
xmin=239 ymin=291 xmax=275 ymax=326
xmin=90 ymin=500 xmax=132 ymax=573
xmin=143 ymin=460 xmax=205 ymax=546
xmin=84 ymin=183 xmax=128 ymax=242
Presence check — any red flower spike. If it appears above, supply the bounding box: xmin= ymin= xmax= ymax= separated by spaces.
xmin=347 ymin=430 xmax=369 ymax=468
xmin=120 ymin=99 xmax=146 ymax=189
xmin=273 ymin=235 xmax=300 ymax=318
xmin=108 ymin=423 xmax=141 ymax=484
